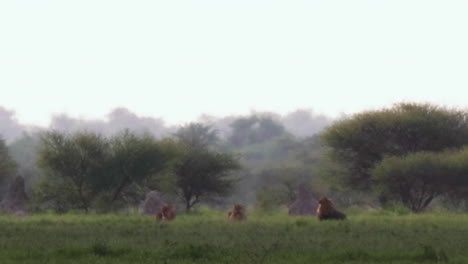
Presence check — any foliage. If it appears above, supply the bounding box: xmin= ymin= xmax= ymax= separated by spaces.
xmin=371 ymin=152 xmax=446 ymax=212
xmin=321 ymin=103 xmax=468 ymax=191
xmin=0 ymin=136 xmax=16 ymax=185
xmin=174 ymin=149 xmax=241 ymax=211
xmin=35 ymin=130 xmax=179 ymax=212
xmin=32 ymin=176 xmax=83 ymax=213
xmin=104 ymin=131 xmax=180 ymax=207
xmin=171 ymin=124 xmax=242 ymax=211
xmin=228 ymin=134 xmax=324 ymax=206
xmin=254 ymin=167 xmax=307 ymax=204
xmin=255 ymin=186 xmax=289 ymax=211
xmin=439 ymin=148 xmax=468 ymax=210
xmin=37 ymin=131 xmax=109 ymax=212
xmin=248 ymin=135 xmax=326 ymax=208
xmin=228 ymin=115 xmax=286 ymax=147
xmin=371 ymin=148 xmax=468 ymax=212
xmin=174 ymin=123 xmax=219 ymax=150
xmin=7 ymin=133 xmax=40 ymax=191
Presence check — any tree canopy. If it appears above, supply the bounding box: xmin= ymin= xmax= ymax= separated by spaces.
xmin=172 ymin=124 xmax=241 ymax=211
xmin=36 ymin=130 xmax=179 ymax=212
xmin=229 ymin=115 xmax=286 ymax=147
xmin=371 ymin=148 xmax=468 ymax=212
xmin=321 ymin=103 xmax=468 ymax=191
xmin=174 ymin=123 xmax=219 ymax=150
xmin=174 ymin=149 xmax=240 ymax=212
xmin=37 ymin=131 xmax=110 ymax=211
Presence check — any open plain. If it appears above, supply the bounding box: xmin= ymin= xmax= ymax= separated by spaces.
xmin=1 ymin=210 xmax=468 ymax=264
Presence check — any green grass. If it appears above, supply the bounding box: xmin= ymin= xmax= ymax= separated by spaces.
xmin=1 ymin=209 xmax=468 ymax=263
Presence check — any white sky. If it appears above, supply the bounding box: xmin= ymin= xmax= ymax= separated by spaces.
xmin=1 ymin=0 xmax=467 ymax=126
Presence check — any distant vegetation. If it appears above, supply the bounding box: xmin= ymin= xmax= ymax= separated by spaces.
xmin=0 ymin=107 xmax=328 ymax=213
xmin=2 ymin=103 xmax=468 ymax=213
xmin=321 ymin=103 xmax=468 ymax=212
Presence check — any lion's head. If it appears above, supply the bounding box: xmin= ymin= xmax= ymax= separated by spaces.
xmin=156 ymin=205 xmax=176 ymax=221
xmin=233 ymin=204 xmax=243 ymax=212
xmin=316 ymin=197 xmax=346 ymax=221
xmin=228 ymin=204 xmax=245 ymax=221
xmin=317 ymin=197 xmax=335 ymax=215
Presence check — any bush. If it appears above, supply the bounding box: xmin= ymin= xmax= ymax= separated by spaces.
xmin=321 ymin=103 xmax=468 ymax=191
xmin=371 ymin=148 xmax=468 ymax=212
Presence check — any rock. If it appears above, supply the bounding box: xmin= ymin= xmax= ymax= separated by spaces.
xmin=288 ymin=184 xmax=318 ymax=216
xmin=142 ymin=191 xmax=166 ymax=215
xmin=0 ymin=175 xmax=28 ymax=213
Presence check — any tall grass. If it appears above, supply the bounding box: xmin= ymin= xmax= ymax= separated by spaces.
xmin=1 ymin=209 xmax=468 ymax=263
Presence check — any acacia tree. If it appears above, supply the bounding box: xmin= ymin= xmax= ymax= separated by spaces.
xmin=371 ymin=148 xmax=468 ymax=212
xmin=371 ymin=152 xmax=447 ymax=212
xmin=174 ymin=149 xmax=240 ymax=212
xmin=439 ymin=148 xmax=468 ymax=210
xmin=321 ymin=103 xmax=468 ymax=191
xmin=104 ymin=130 xmax=179 ymax=206
xmin=37 ymin=131 xmax=109 ymax=212
xmin=36 ymin=130 xmax=179 ymax=212
xmin=173 ymin=123 xmax=240 ymax=211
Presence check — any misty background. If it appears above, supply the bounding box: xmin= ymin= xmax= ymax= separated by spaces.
xmin=0 ymin=105 xmax=332 ymax=208
xmin=0 ymin=106 xmax=331 ymax=143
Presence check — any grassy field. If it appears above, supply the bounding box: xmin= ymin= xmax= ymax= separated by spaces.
xmin=1 ymin=209 xmax=468 ymax=264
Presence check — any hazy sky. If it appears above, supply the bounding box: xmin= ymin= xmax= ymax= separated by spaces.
xmin=1 ymin=1 xmax=467 ymax=126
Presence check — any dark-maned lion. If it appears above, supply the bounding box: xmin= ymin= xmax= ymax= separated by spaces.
xmin=316 ymin=197 xmax=346 ymax=221
xmin=228 ymin=204 xmax=246 ymax=221
xmin=156 ymin=205 xmax=176 ymax=221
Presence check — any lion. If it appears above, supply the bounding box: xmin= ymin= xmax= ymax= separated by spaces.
xmin=156 ymin=205 xmax=176 ymax=221
xmin=228 ymin=204 xmax=246 ymax=221
xmin=316 ymin=197 xmax=346 ymax=221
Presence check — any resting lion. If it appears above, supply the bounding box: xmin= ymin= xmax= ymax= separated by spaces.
xmin=316 ymin=197 xmax=346 ymax=221
xmin=228 ymin=204 xmax=246 ymax=221
xmin=156 ymin=205 xmax=176 ymax=221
